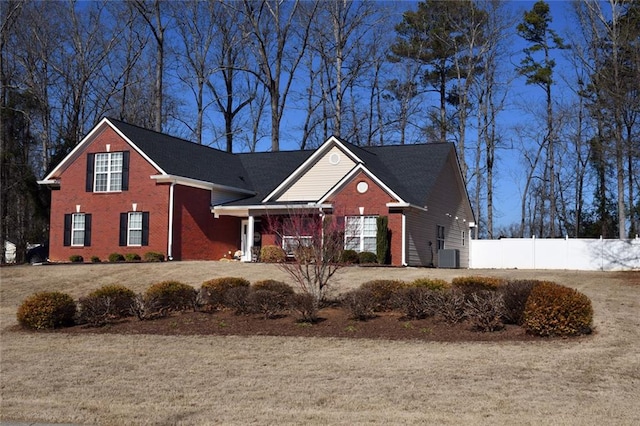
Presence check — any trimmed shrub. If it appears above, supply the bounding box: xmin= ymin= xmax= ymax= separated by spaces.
xmin=291 ymin=293 xmax=319 ymax=323
xmin=438 ymin=289 xmax=467 ymax=324
xmin=143 ymin=251 xmax=165 ymax=262
xmin=69 ymin=254 xmax=84 ymax=263
xmin=201 ymin=277 xmax=250 ymax=308
xmin=224 ymin=286 xmax=251 ymax=315
xmin=452 ymin=276 xmax=505 ymax=298
xmin=252 ymin=280 xmax=295 ymax=296
xmin=342 ymin=288 xmax=377 ymax=321
xmin=87 ymin=285 xmax=136 ymax=317
xmin=145 ymin=281 xmax=197 ymax=313
xmin=90 ymin=256 xmax=101 ymax=263
xmin=339 ymin=249 xmax=359 ymax=264
xmin=358 ymin=251 xmax=378 ymax=264
xmin=499 ymin=280 xmax=537 ymax=325
xmin=359 ymin=279 xmax=406 ymax=311
xmin=411 ymin=278 xmax=450 ymax=291
xmin=523 ymin=282 xmax=593 ymax=337
xmin=464 ymin=291 xmax=506 ymax=332
xmin=260 ymin=245 xmax=286 ymax=263
xmin=17 ymin=292 xmax=76 ymax=330
xmin=125 ymin=253 xmax=141 ymax=262
xmin=394 ymin=286 xmax=440 ymax=319
xmin=77 ymin=294 xmax=118 ymax=327
xmin=108 ymin=253 xmax=125 ymax=263
xmin=248 ymin=289 xmax=289 ymax=319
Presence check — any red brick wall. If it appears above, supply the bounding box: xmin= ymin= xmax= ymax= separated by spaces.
xmin=327 ymin=172 xmax=404 ymax=265
xmin=172 ymin=185 xmax=241 ymax=260
xmin=48 ymin=126 xmax=169 ymax=262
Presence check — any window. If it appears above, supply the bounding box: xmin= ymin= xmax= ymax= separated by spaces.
xmin=461 ymin=231 xmax=466 ymax=246
xmin=436 ymin=225 xmax=445 ymax=251
xmin=120 ymin=212 xmax=149 ymax=246
xmin=64 ymin=213 xmax=91 ymax=247
xmin=86 ymin=151 xmax=129 ymax=192
xmin=345 ymin=216 xmax=377 ymax=252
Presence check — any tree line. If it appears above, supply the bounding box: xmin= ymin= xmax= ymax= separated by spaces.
xmin=1 ymin=0 xmax=638 ymax=263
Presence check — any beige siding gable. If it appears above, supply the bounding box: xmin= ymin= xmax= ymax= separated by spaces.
xmin=276 ymin=146 xmax=356 ymax=202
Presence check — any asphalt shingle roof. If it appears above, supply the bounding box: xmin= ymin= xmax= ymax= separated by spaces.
xmin=107 ymin=118 xmax=456 ymax=208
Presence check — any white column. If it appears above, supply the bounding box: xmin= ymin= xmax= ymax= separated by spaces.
xmin=244 ymin=215 xmax=255 ymax=262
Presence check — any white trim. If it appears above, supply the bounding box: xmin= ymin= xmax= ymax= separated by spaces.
xmin=262 ymin=136 xmax=363 ymax=202
xmin=150 ymin=174 xmax=255 ymax=194
xmin=212 ymin=203 xmax=333 ymax=218
xmin=386 ymin=202 xmax=428 ymax=212
xmin=401 ymin=213 xmax=407 ymax=266
xmin=167 ymin=181 xmax=175 ymax=260
xmin=36 ymin=179 xmax=60 ymax=186
xmin=127 ymin=211 xmax=143 ymax=246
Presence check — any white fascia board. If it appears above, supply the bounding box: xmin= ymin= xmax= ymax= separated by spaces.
xmin=151 ymin=174 xmax=255 ymax=195
xmin=317 ymin=164 xmax=405 ymax=205
xmin=386 ymin=202 xmax=428 ymax=212
xmin=212 ymin=203 xmax=333 ymax=218
xmin=262 ymin=136 xmax=364 ymax=203
xmin=36 ymin=179 xmax=60 ymax=186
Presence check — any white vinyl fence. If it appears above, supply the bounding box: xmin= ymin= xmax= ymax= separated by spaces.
xmin=470 ymin=237 xmax=640 ymax=271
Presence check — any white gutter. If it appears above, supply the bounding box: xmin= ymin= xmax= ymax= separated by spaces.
xmin=167 ymin=181 xmax=176 ymax=260
xmin=402 ymin=213 xmax=407 ymax=266
xmin=151 ymin=174 xmax=255 ymax=195
xmin=386 ymin=202 xmax=428 ymax=212
xmin=212 ymin=203 xmax=333 ymax=217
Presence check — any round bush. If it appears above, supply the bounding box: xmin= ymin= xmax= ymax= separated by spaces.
xmin=359 ymin=279 xmax=406 ymax=311
xmin=17 ymin=291 xmax=76 ymax=330
xmin=451 ymin=276 xmax=505 ymax=297
xmin=201 ymin=277 xmax=250 ymax=308
xmin=522 ymin=282 xmax=593 ymax=337
xmin=69 ymin=254 xmax=84 ymax=263
xmin=499 ymin=280 xmax=537 ymax=325
xmin=90 ymin=256 xmax=101 ymax=263
xmin=125 ymin=253 xmax=141 ymax=262
xmin=145 ymin=281 xmax=197 ymax=312
xmin=88 ymin=284 xmax=136 ymax=317
xmin=260 ymin=245 xmax=286 ymax=263
xmin=108 ymin=253 xmax=125 ymax=263
xmin=411 ymin=278 xmax=450 ymax=291
xmin=143 ymin=251 xmax=165 ymax=262
xmin=342 ymin=288 xmax=377 ymax=321
xmin=252 ymin=280 xmax=294 ymax=295
xmin=358 ymin=251 xmax=378 ymax=264
xmin=339 ymin=249 xmax=359 ymax=264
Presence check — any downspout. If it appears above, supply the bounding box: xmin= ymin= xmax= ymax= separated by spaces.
xmin=167 ymin=181 xmax=176 ymax=260
xmin=402 ymin=212 xmax=407 ymax=266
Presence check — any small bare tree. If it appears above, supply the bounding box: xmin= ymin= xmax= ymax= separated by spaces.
xmin=265 ymin=213 xmax=349 ymax=308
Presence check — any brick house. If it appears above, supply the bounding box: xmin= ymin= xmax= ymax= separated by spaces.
xmin=39 ymin=117 xmax=475 ymax=267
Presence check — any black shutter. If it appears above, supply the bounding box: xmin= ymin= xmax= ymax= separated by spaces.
xmin=119 ymin=213 xmax=127 ymax=246
xmin=142 ymin=212 xmax=150 ymax=246
xmin=84 ymin=214 xmax=92 ymax=247
xmin=64 ymin=214 xmax=72 ymax=246
xmin=121 ymin=151 xmax=130 ymax=191
xmin=86 ymin=153 xmax=95 ymax=192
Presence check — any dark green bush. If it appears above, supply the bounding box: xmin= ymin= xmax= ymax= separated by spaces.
xmin=522 ymin=282 xmax=593 ymax=337
xmin=339 ymin=249 xmax=359 ymax=264
xmin=145 ymin=281 xmax=197 ymax=313
xmin=394 ymin=286 xmax=440 ymax=319
xmin=108 ymin=253 xmax=125 ymax=263
xmin=410 ymin=278 xmax=450 ymax=291
xmin=359 ymin=279 xmax=406 ymax=311
xmin=342 ymin=288 xmax=377 ymax=321
xmin=69 ymin=254 xmax=84 ymax=263
xmin=143 ymin=251 xmax=165 ymax=262
xmin=358 ymin=251 xmax=378 ymax=264
xmin=464 ymin=291 xmax=506 ymax=332
xmin=90 ymin=256 xmax=101 ymax=263
xmin=201 ymin=277 xmax=250 ymax=308
xmin=499 ymin=280 xmax=537 ymax=325
xmin=17 ymin=291 xmax=76 ymax=330
xmin=125 ymin=253 xmax=141 ymax=262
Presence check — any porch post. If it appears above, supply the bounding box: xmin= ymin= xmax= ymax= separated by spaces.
xmin=245 ymin=215 xmax=255 ymax=262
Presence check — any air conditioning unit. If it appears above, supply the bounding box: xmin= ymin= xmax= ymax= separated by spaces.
xmin=438 ymin=249 xmax=459 ymax=268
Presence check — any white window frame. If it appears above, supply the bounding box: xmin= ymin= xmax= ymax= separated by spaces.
xmin=345 ymin=216 xmax=377 ymax=253
xmin=282 ymin=235 xmax=313 ymax=256
xmin=71 ymin=213 xmax=85 ymax=247
xmin=128 ymin=212 xmax=143 ymax=246
xmin=437 ymin=225 xmax=445 ymax=251
xmin=94 ymin=152 xmax=123 ymax=192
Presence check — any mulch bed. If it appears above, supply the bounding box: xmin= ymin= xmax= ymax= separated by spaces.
xmin=16 ymin=308 xmax=547 ymax=342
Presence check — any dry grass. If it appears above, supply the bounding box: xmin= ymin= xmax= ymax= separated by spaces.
xmin=1 ymin=263 xmax=639 ymax=425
